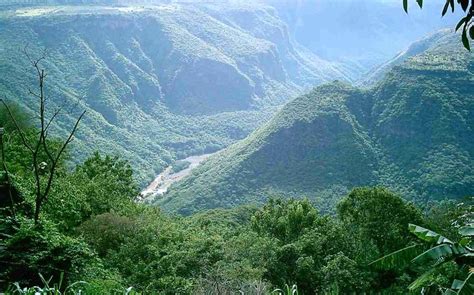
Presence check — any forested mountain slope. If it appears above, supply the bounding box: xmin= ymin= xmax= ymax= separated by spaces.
xmin=360 ymin=29 xmax=453 ymax=87
xmin=160 ymin=31 xmax=474 ymax=215
xmin=0 ymin=4 xmax=347 ymax=184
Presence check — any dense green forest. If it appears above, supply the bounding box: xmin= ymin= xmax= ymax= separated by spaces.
xmin=0 ymin=105 xmax=472 ymax=293
xmin=160 ymin=31 xmax=474 ymax=215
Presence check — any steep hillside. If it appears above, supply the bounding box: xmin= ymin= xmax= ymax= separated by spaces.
xmin=159 ymin=31 xmax=474 ymax=215
xmin=360 ymin=29 xmax=453 ymax=87
xmin=0 ymin=4 xmax=346 ymax=184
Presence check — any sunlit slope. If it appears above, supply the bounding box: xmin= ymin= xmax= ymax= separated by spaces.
xmin=160 ymin=31 xmax=474 ymax=214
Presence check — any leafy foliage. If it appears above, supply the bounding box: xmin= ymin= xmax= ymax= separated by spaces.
xmin=171 ymin=160 xmax=191 ymax=174
xmin=251 ymin=198 xmax=318 ymax=243
xmin=338 ymin=187 xmax=424 ymax=255
xmin=2 ymin=136 xmax=449 ymax=294
xmin=371 ymin=200 xmax=474 ymax=293
xmin=2 ymin=156 xmax=471 ymax=293
xmin=0 ymin=216 xmax=98 ymax=289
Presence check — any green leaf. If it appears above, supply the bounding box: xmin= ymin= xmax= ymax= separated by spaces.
xmin=409 ymin=224 xmax=453 ymax=244
xmin=408 ymin=267 xmax=436 ymax=291
xmin=416 ymin=0 xmax=423 ymax=8
xmin=451 ymin=243 xmax=469 ymax=255
xmin=412 ymin=244 xmax=453 ymax=265
xmin=451 ymin=279 xmax=465 ymax=290
xmin=442 ymin=1 xmax=450 ymax=16
xmin=38 ymin=273 xmax=52 ymax=289
xmin=470 ymin=26 xmax=474 ymax=40
xmin=462 ymin=29 xmax=471 ymax=51
xmin=460 ymin=0 xmax=469 ymax=12
xmin=403 ymin=0 xmax=408 ymax=13
xmin=369 ymin=244 xmax=422 ymax=270
xmin=64 ymin=281 xmax=89 ymax=293
xmin=460 ymin=224 xmax=474 ymax=237
xmin=459 ymin=237 xmax=471 ymax=247
xmin=456 ymin=17 xmax=467 ymax=32
xmin=457 ymin=273 xmax=474 ymax=295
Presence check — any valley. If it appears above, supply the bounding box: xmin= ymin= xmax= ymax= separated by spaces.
xmin=159 ymin=30 xmax=474 ymax=215
xmin=0 ymin=1 xmax=458 ymax=187
xmin=1 ymin=1 xmax=474 ymax=294
xmin=0 ymin=3 xmax=345 ymax=185
xmin=140 ymin=151 xmax=218 ymax=201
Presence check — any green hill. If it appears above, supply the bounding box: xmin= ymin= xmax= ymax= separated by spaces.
xmin=0 ymin=4 xmax=347 ymax=184
xmin=360 ymin=29 xmax=454 ymax=87
xmin=159 ymin=31 xmax=474 ymax=215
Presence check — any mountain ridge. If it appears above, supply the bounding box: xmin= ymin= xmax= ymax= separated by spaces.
xmin=159 ymin=31 xmax=474 ymax=214
xmin=0 ymin=3 xmax=348 ymax=184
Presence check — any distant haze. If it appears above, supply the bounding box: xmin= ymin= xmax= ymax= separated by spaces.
xmin=264 ymin=0 xmax=463 ymax=70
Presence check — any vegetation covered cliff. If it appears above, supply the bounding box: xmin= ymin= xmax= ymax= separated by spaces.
xmin=0 ymin=3 xmax=348 ymax=184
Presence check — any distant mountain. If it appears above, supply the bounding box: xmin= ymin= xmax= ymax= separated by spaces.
xmin=360 ymin=29 xmax=453 ymax=87
xmin=266 ymin=0 xmax=463 ymax=79
xmin=159 ymin=31 xmax=474 ymax=215
xmin=0 ymin=3 xmax=347 ymax=183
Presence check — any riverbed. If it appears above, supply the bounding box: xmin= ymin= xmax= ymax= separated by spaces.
xmin=140 ymin=152 xmax=217 ymax=201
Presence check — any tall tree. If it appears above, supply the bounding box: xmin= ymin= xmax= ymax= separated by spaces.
xmin=0 ymin=49 xmax=85 ymax=224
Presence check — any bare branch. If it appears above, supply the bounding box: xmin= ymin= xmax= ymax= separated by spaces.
xmin=16 ymin=47 xmax=86 ymax=223
xmin=43 ymin=94 xmax=50 ymax=104
xmin=28 ymin=88 xmax=41 ymax=99
xmin=23 ymin=44 xmax=33 ymax=65
xmin=55 ymin=110 xmax=86 ymax=164
xmin=0 ymin=98 xmax=33 ymax=152
xmin=44 ymin=108 xmax=61 ymax=133
xmin=41 ymin=110 xmax=86 ymax=203
xmin=41 ymin=109 xmax=61 ymax=166
xmin=23 ymin=45 xmax=46 ymax=79
xmin=41 ymin=138 xmax=54 ymax=166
